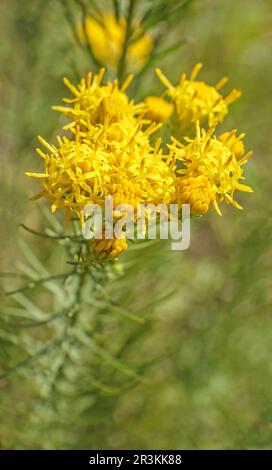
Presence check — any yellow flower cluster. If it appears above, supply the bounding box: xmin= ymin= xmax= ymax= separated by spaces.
xmin=77 ymin=13 xmax=153 ymax=73
xmin=51 ymin=69 xmax=145 ymax=146
xmin=26 ymin=70 xmax=177 ymax=259
xmin=27 ymin=63 xmax=253 ymax=260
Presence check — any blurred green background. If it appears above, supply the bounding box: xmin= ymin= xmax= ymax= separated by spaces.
xmin=0 ymin=0 xmax=271 ymax=450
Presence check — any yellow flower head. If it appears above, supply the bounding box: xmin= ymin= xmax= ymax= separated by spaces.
xmin=53 ymin=70 xmax=144 ymax=134
xmin=169 ymin=122 xmax=253 ymax=215
xmin=144 ymin=96 xmax=174 ymax=123
xmin=156 ymin=64 xmax=241 ymax=135
xmin=77 ymin=13 xmax=153 ymax=72
xmin=26 ymin=134 xmax=112 ymax=221
xmin=91 ymin=235 xmax=128 ymax=261
xmin=175 ymin=175 xmax=215 ymax=215
xmin=51 ymin=69 xmax=158 ymax=153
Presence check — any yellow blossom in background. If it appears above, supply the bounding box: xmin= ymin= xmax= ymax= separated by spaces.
xmin=169 ymin=122 xmax=253 ymax=215
xmin=77 ymin=13 xmax=153 ymax=73
xmin=144 ymin=96 xmax=174 ymax=123
xmin=156 ymin=64 xmax=241 ymax=136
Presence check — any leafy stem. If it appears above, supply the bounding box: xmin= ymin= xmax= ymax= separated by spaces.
xmin=47 ymin=268 xmax=87 ymax=399
xmin=20 ymin=223 xmax=84 ymax=242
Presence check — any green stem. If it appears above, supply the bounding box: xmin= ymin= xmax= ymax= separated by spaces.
xmin=113 ymin=0 xmax=120 ymax=21
xmin=117 ymin=0 xmax=136 ymax=84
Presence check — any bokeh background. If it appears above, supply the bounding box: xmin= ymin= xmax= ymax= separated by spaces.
xmin=0 ymin=0 xmax=271 ymax=449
